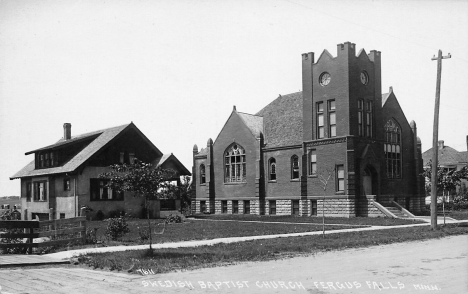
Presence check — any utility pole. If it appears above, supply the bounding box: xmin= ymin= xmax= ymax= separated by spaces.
xmin=430 ymin=50 xmax=451 ymax=230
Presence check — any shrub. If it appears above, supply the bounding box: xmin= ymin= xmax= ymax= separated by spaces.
xmin=105 ymin=216 xmax=130 ymax=241
xmin=0 ymin=210 xmax=25 ymax=254
xmin=137 ymin=226 xmax=150 ymax=241
xmin=165 ymin=214 xmax=182 ymax=224
xmin=96 ymin=210 xmax=105 ymax=221
xmin=86 ymin=227 xmax=99 ymax=244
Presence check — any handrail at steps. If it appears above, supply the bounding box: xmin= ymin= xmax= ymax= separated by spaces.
xmin=370 ymin=200 xmax=398 ymax=218
xmin=391 ymin=201 xmax=416 ymax=218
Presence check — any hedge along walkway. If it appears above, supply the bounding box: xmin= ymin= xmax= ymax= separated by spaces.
xmin=45 ymin=221 xmax=441 ymax=261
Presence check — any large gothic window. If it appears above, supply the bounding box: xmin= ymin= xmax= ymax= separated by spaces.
xmin=224 ymin=144 xmax=246 ymax=183
xmin=384 ymin=119 xmax=402 ymax=179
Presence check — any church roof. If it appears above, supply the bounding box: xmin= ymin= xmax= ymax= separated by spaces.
xmin=256 ymin=91 xmax=303 ymax=148
xmin=237 ymin=112 xmax=263 ymax=138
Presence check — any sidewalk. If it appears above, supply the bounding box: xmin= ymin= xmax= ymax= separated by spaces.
xmin=45 ymin=217 xmax=468 ymax=261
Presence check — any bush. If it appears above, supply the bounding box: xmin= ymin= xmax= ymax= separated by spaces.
xmin=105 ymin=216 xmax=130 ymax=240
xmin=86 ymin=227 xmax=99 ymax=244
xmin=96 ymin=210 xmax=105 ymax=221
xmin=137 ymin=226 xmax=150 ymax=241
xmin=164 ymin=214 xmax=182 ymax=224
xmin=0 ymin=210 xmax=25 ymax=254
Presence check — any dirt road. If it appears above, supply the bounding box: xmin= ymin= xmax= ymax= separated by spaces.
xmin=0 ymin=235 xmax=466 ymax=294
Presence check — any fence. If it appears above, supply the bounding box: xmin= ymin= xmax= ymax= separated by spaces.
xmin=0 ymin=210 xmax=86 ymax=254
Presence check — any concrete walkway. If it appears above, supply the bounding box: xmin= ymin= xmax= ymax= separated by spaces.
xmin=45 ymin=217 xmax=468 ymax=261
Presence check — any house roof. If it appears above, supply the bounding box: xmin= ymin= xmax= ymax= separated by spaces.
xmin=11 ymin=123 xmax=162 ymax=179
xmin=256 ymin=91 xmax=303 ymax=148
xmin=237 ymin=112 xmax=263 ymax=138
xmin=422 ymin=144 xmax=467 ymax=167
xmin=154 ymin=153 xmax=191 ymax=176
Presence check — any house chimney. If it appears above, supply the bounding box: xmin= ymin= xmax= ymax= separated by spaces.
xmin=63 ymin=123 xmax=71 ymax=140
xmin=438 ymin=140 xmax=444 ymax=150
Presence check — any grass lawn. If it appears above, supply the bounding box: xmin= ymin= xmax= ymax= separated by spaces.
xmin=193 ymin=214 xmax=426 ymax=226
xmin=85 ymin=218 xmax=363 ymax=247
xmin=76 ymin=223 xmax=468 ymax=274
xmin=442 ymin=210 xmax=468 ymax=220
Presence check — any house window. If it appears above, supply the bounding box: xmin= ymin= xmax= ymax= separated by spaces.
xmin=328 ymin=100 xmax=336 ymax=137
xmin=26 ymin=182 xmax=32 ymax=202
xmin=60 ymin=213 xmax=65 ymax=219
xmin=292 ymin=200 xmax=299 ymax=215
xmin=64 ymin=178 xmax=71 ymax=191
xmin=129 ymin=152 xmax=135 ymax=164
xmin=269 ymin=200 xmax=276 ymax=215
xmin=309 ymin=150 xmax=317 ymax=176
xmin=366 ymin=101 xmax=373 ymax=137
xmin=269 ymin=158 xmax=277 ymax=181
xmin=336 ymin=165 xmax=345 ymax=192
xmin=33 ymin=181 xmax=47 ymax=201
xmin=221 ymin=201 xmax=228 ymax=214
xmin=317 ymin=102 xmax=324 ymax=139
xmin=244 ymin=200 xmax=250 ymax=214
xmin=224 ymin=144 xmax=246 ymax=183
xmin=200 ymin=164 xmax=206 ymax=184
xmin=200 ymin=201 xmax=206 ymax=213
xmin=291 ymin=155 xmax=300 ymax=180
xmin=90 ymin=179 xmax=124 ymax=201
xmin=358 ymin=99 xmax=364 ymax=136
xmin=232 ymin=200 xmax=239 ymax=214
xmin=384 ymin=119 xmax=402 ymax=179
xmin=120 ymin=152 xmax=125 ymax=164
xmin=311 ymin=200 xmax=318 ymax=216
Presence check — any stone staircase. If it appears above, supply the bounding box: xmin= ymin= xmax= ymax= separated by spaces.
xmin=383 ymin=206 xmax=410 ymax=218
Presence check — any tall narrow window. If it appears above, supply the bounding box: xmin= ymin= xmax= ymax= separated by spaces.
xmin=221 ymin=201 xmax=228 ymax=214
xmin=64 ymin=178 xmax=71 ymax=191
xmin=200 ymin=164 xmax=206 ymax=184
xmin=269 ymin=200 xmax=276 ymax=215
xmin=317 ymin=102 xmax=324 ymax=139
xmin=200 ymin=201 xmax=206 ymax=213
xmin=244 ymin=200 xmax=250 ymax=214
xmin=129 ymin=152 xmax=135 ymax=164
xmin=328 ymin=100 xmax=336 ymax=137
xmin=232 ymin=200 xmax=239 ymax=214
xmin=269 ymin=158 xmax=276 ymax=181
xmin=292 ymin=200 xmax=299 ymax=215
xmin=224 ymin=144 xmax=246 ymax=183
xmin=311 ymin=200 xmax=318 ymax=216
xmin=291 ymin=155 xmax=299 ymax=180
xmin=384 ymin=119 xmax=402 ymax=179
xmin=309 ymin=150 xmax=317 ymax=176
xmin=366 ymin=101 xmax=373 ymax=137
xmin=358 ymin=99 xmax=364 ymax=136
xmin=336 ymin=165 xmax=345 ymax=192
xmin=26 ymin=182 xmax=32 ymax=202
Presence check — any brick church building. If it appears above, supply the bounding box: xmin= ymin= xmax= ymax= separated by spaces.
xmin=192 ymin=42 xmax=425 ymax=217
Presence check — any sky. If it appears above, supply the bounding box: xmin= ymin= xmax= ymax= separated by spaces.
xmin=1 ymin=0 xmax=467 ymax=196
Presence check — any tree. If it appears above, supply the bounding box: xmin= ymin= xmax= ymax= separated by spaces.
xmin=161 ymin=175 xmax=193 ymax=215
xmin=317 ymin=168 xmax=334 ymax=238
xmin=99 ymin=159 xmax=177 ymax=250
xmin=422 ymin=161 xmax=468 ymax=225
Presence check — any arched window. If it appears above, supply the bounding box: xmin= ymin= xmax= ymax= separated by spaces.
xmin=384 ymin=119 xmax=402 ymax=179
xmin=200 ymin=164 xmax=206 ymax=184
xmin=291 ymin=155 xmax=299 ymax=179
xmin=269 ymin=158 xmax=277 ymax=181
xmin=224 ymin=144 xmax=246 ymax=183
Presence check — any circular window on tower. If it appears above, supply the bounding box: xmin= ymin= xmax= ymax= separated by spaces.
xmin=319 ymin=72 xmax=331 ymax=86
xmin=360 ymin=71 xmax=369 ymax=85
